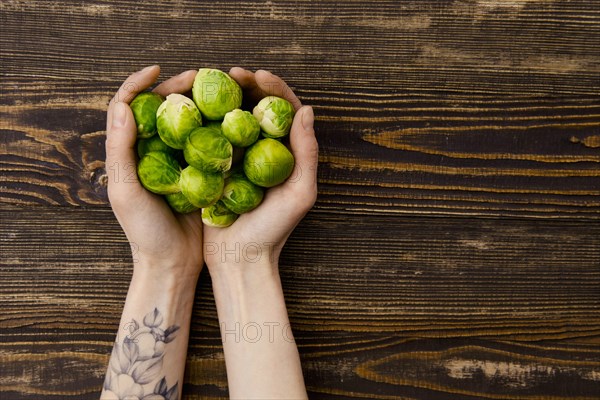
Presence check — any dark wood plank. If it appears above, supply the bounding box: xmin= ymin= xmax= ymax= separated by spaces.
xmin=1 ymin=0 xmax=599 ymax=217
xmin=2 ymin=0 xmax=600 ymax=399
xmin=1 ymin=206 xmax=599 ymax=398
xmin=2 ymin=336 xmax=600 ymax=399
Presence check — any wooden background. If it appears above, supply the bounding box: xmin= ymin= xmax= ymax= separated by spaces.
xmin=1 ymin=0 xmax=599 ymax=398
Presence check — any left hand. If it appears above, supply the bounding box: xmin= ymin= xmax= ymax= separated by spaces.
xmin=105 ymin=65 xmax=203 ymax=277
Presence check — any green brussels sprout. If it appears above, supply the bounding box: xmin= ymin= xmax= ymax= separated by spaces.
xmin=202 ymin=200 xmax=238 ymax=228
xmin=165 ymin=192 xmax=199 ymax=214
xmin=137 ymin=134 xmax=178 ymax=159
xmin=221 ymin=173 xmax=264 ymax=214
xmin=192 ymin=68 xmax=242 ymax=120
xmin=137 ymin=151 xmax=181 ymax=194
xmin=183 ymin=127 xmax=233 ymax=173
xmin=243 ymin=138 xmax=295 ymax=188
xmin=221 ymin=109 xmax=261 ymax=147
xmin=130 ymin=92 xmax=165 ymax=138
xmin=179 ymin=166 xmax=224 ymax=208
xmin=253 ymin=96 xmax=295 ymax=139
xmin=156 ymin=93 xmax=203 ymax=149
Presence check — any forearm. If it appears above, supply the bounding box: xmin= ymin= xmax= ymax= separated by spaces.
xmin=211 ymin=264 xmax=307 ymax=399
xmin=101 ymin=265 xmax=198 ymax=399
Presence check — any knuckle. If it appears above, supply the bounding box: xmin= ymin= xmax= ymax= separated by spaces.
xmin=105 ymin=136 xmax=120 ymax=155
xmin=307 ymin=139 xmax=319 ymax=155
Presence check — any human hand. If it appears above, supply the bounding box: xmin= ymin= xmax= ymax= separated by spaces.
xmin=203 ymin=68 xmax=318 ymax=278
xmin=105 ymin=66 xmax=203 ymax=279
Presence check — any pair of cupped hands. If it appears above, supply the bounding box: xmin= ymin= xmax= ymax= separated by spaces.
xmin=106 ymin=66 xmax=318 ymax=280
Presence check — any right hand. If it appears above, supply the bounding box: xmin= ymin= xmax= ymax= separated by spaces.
xmin=203 ymin=68 xmax=318 ymax=277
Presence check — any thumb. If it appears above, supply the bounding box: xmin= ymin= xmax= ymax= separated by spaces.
xmin=286 ymin=106 xmax=318 ymax=201
xmin=105 ymin=101 xmax=146 ymax=209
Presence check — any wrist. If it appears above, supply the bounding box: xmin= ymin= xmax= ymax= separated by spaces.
xmin=209 ymin=258 xmax=282 ymax=308
xmin=210 ymin=262 xmax=288 ymax=326
xmin=131 ymin=260 xmax=200 ymax=296
xmin=204 ymin=240 xmax=280 ymax=273
xmin=133 ymin=251 xmax=202 ymax=281
xmin=207 ymin=257 xmax=279 ymax=286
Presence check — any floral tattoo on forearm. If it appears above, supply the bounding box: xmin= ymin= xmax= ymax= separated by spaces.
xmin=102 ymin=308 xmax=180 ymax=400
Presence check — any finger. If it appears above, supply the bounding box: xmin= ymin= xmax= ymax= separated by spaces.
xmin=107 ymin=65 xmax=160 ymax=131
xmin=152 ymin=69 xmax=197 ymax=97
xmin=113 ymin=65 xmax=161 ymax=104
xmin=284 ymin=106 xmax=317 ymax=209
xmin=255 ymin=70 xmax=302 ymax=111
xmin=105 ymin=101 xmax=148 ymax=211
xmin=229 ymin=67 xmax=256 ymax=89
xmin=228 ymin=67 xmax=265 ymax=103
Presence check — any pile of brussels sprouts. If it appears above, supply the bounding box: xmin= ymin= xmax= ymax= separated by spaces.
xmin=131 ymin=68 xmax=296 ymax=227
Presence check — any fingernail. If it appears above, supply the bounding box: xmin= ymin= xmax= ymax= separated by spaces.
xmin=113 ymin=102 xmax=127 ymax=128
xmin=302 ymin=106 xmax=314 ymax=131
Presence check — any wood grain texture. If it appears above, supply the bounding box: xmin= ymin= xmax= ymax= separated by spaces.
xmin=1 ymin=206 xmax=599 ymax=398
xmin=1 ymin=0 xmax=600 ymax=398
xmin=1 ymin=0 xmax=599 ymax=217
